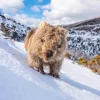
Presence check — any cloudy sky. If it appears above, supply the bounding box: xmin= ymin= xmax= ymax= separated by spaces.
xmin=0 ymin=0 xmax=100 ymax=27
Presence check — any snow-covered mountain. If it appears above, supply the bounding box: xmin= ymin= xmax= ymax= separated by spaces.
xmin=0 ymin=14 xmax=30 ymax=41
xmin=0 ymin=32 xmax=100 ymax=100
xmin=62 ymin=17 xmax=100 ymax=59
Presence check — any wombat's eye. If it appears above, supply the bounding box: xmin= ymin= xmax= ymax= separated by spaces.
xmin=58 ymin=44 xmax=61 ymax=48
xmin=41 ymin=39 xmax=45 ymax=43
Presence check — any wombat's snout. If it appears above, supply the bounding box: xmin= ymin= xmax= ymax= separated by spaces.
xmin=46 ymin=50 xmax=53 ymax=58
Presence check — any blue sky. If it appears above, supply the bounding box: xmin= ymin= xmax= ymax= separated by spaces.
xmin=23 ymin=0 xmax=50 ymax=18
xmin=0 ymin=0 xmax=100 ymax=27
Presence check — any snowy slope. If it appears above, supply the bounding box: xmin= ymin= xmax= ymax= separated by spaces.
xmin=62 ymin=17 xmax=100 ymax=59
xmin=0 ymin=38 xmax=100 ymax=100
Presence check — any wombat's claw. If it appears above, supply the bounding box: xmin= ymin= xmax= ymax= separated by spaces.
xmin=36 ymin=68 xmax=39 ymax=72
xmin=30 ymin=66 xmax=36 ymax=70
xmin=53 ymin=74 xmax=60 ymax=79
xmin=48 ymin=73 xmax=52 ymax=75
xmin=40 ymin=71 xmax=45 ymax=74
xmin=32 ymin=67 xmax=39 ymax=72
xmin=39 ymin=69 xmax=45 ymax=74
xmin=48 ymin=73 xmax=60 ymax=78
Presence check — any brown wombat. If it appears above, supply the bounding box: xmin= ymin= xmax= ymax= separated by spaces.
xmin=24 ymin=21 xmax=67 ymax=78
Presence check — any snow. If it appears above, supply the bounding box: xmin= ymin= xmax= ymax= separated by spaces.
xmin=0 ymin=14 xmax=29 ymax=41
xmin=0 ymin=38 xmax=100 ymax=100
xmin=0 ymin=30 xmax=5 ymax=38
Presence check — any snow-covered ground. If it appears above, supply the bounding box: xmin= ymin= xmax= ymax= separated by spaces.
xmin=0 ymin=37 xmax=100 ymax=100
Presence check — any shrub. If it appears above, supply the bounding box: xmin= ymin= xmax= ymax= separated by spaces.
xmin=78 ymin=57 xmax=87 ymax=66
xmin=92 ymin=69 xmax=97 ymax=73
xmin=87 ymin=54 xmax=100 ymax=74
xmin=65 ymin=52 xmax=70 ymax=59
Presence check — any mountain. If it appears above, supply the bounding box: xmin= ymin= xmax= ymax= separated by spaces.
xmin=0 ymin=34 xmax=100 ymax=100
xmin=62 ymin=17 xmax=100 ymax=59
xmin=0 ymin=14 xmax=31 ymax=41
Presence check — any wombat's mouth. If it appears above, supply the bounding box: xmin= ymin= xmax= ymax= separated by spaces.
xmin=43 ymin=58 xmax=54 ymax=63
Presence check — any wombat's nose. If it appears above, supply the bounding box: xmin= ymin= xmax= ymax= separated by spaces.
xmin=46 ymin=50 xmax=53 ymax=58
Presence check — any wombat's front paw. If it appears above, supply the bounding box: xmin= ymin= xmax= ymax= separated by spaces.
xmin=30 ymin=66 xmax=39 ymax=71
xmin=53 ymin=74 xmax=60 ymax=78
xmin=49 ymin=73 xmax=60 ymax=78
xmin=30 ymin=66 xmax=45 ymax=74
xmin=39 ymin=69 xmax=45 ymax=74
xmin=37 ymin=68 xmax=45 ymax=74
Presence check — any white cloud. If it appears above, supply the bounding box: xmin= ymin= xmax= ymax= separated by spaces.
xmin=41 ymin=4 xmax=51 ymax=10
xmin=13 ymin=14 xmax=41 ymax=27
xmin=42 ymin=0 xmax=100 ymax=25
xmin=0 ymin=0 xmax=24 ymax=13
xmin=1 ymin=0 xmax=100 ymax=27
xmin=42 ymin=16 xmax=78 ymax=25
xmin=31 ymin=6 xmax=40 ymax=12
xmin=38 ymin=0 xmax=43 ymax=2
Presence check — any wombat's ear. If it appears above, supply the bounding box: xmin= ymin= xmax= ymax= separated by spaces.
xmin=61 ymin=28 xmax=67 ymax=34
xmin=64 ymin=29 xmax=68 ymax=33
xmin=39 ymin=21 xmax=47 ymax=28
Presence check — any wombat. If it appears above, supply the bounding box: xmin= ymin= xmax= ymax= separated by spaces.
xmin=24 ymin=21 xmax=67 ymax=78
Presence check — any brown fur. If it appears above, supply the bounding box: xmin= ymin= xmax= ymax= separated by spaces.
xmin=24 ymin=28 xmax=36 ymax=51
xmin=24 ymin=21 xmax=67 ymax=78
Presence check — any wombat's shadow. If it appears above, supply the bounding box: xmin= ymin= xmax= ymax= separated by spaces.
xmin=29 ymin=69 xmax=100 ymax=97
xmin=60 ymin=72 xmax=100 ymax=96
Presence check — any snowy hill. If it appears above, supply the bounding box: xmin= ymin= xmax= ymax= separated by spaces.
xmin=62 ymin=17 xmax=100 ymax=59
xmin=0 ymin=37 xmax=100 ymax=100
xmin=0 ymin=14 xmax=30 ymax=41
